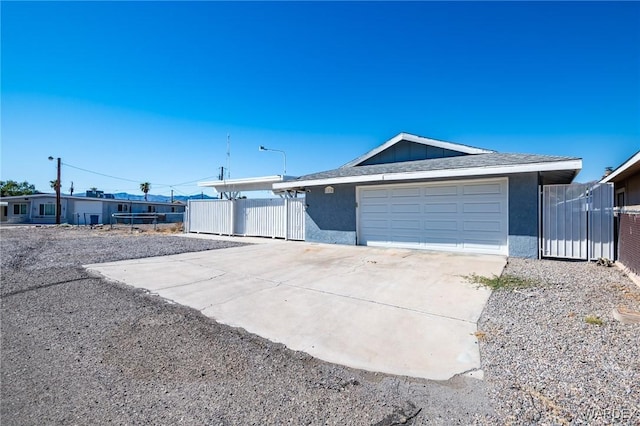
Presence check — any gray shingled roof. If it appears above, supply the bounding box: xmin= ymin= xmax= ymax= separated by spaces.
xmin=296 ymin=152 xmax=580 ymax=181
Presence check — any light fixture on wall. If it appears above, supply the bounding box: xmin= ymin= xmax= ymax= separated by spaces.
xmin=324 ymin=186 xmax=334 ymax=194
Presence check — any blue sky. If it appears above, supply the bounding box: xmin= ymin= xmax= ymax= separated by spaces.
xmin=2 ymin=1 xmax=639 ymax=197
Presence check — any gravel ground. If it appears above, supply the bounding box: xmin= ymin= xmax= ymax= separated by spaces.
xmin=2 ymin=226 xmax=638 ymax=425
xmin=1 ymin=226 xmax=490 ymax=425
xmin=480 ymin=258 xmax=640 ymax=425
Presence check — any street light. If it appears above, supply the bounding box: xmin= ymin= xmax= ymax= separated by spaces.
xmin=48 ymin=156 xmax=61 ymax=224
xmin=259 ymin=145 xmax=287 ymax=175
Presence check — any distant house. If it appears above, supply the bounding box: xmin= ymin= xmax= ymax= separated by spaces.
xmin=274 ymin=132 xmax=582 ymax=258
xmin=0 ymin=194 xmax=185 ymax=225
xmin=601 ymin=151 xmax=640 ymax=278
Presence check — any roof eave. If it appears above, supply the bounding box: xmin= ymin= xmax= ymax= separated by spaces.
xmin=600 ymin=151 xmax=640 ymax=183
xmin=198 ymin=175 xmax=297 ymax=192
xmin=273 ymin=159 xmax=582 ymax=189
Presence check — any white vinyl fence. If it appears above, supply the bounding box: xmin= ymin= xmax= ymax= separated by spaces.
xmin=541 ymin=183 xmax=614 ymax=260
xmin=187 ymin=198 xmax=305 ymax=241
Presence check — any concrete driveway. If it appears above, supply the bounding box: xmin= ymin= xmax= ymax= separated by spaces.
xmin=86 ymin=238 xmax=506 ymax=380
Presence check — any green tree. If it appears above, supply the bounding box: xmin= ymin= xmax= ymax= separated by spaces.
xmin=1 ymin=180 xmax=38 ymax=197
xmin=140 ymin=182 xmax=151 ymax=201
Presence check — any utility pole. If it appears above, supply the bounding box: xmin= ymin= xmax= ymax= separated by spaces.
xmin=171 ymin=189 xmax=174 ymax=203
xmin=218 ymin=166 xmax=225 ymax=199
xmin=56 ymin=157 xmax=61 ymax=224
xmin=48 ymin=156 xmax=62 ymax=224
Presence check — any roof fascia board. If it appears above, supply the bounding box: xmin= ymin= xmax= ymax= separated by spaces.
xmin=273 ymin=159 xmax=582 ymax=189
xmin=342 ymin=134 xmax=405 ymax=167
xmin=198 ymin=175 xmax=291 ymax=187
xmin=342 ymin=133 xmax=494 ymax=168
xmin=601 ymin=151 xmax=640 ymax=183
xmin=198 ymin=175 xmax=298 ymax=192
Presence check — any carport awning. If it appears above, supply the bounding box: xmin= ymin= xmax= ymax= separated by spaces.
xmin=198 ymin=175 xmax=298 ymax=193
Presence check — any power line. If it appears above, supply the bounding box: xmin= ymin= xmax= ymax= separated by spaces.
xmin=63 ymin=162 xmax=145 ymax=184
xmin=62 ymin=162 xmax=219 ymax=189
xmin=169 ymin=175 xmax=220 ymax=187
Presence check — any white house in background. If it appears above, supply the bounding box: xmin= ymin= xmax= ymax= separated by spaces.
xmin=0 ymin=193 xmax=185 ymax=225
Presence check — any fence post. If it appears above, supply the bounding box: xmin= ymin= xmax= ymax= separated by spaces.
xmin=284 ymin=198 xmax=289 ymax=240
xmin=229 ymin=200 xmax=235 ymax=236
xmin=183 ymin=206 xmax=188 ymax=234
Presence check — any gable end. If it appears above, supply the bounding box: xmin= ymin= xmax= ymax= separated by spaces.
xmin=359 ymin=140 xmax=466 ymax=166
xmin=342 ymin=132 xmax=494 ymax=168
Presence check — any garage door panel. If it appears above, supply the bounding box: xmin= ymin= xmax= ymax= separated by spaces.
xmin=358 ymin=179 xmax=507 ymax=255
xmin=463 ymin=220 xmax=502 ymax=232
xmin=391 ymin=219 xmax=421 ymax=230
xmin=425 ymin=186 xmax=458 ymax=196
xmin=390 ymin=233 xmax=421 ymax=243
xmin=462 ymin=183 xmax=502 ymax=195
xmin=463 ymin=239 xmax=503 ymax=251
xmin=391 ymin=203 xmax=421 ymax=213
xmin=424 ymin=237 xmax=458 ymax=247
xmin=361 ymin=189 xmax=389 ymax=199
xmin=424 ymin=220 xmax=458 ymax=231
xmin=424 ymin=203 xmax=458 ymax=213
xmin=462 ymin=202 xmax=502 ymax=213
xmin=361 ymin=219 xmax=388 ymax=228
xmin=391 ymin=187 xmax=421 ymax=197
xmin=361 ymin=203 xmax=389 ymax=214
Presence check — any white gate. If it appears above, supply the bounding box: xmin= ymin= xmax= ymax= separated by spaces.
xmin=541 ymin=183 xmax=613 ymax=260
xmin=187 ymin=198 xmax=305 ymax=241
xmin=187 ymin=200 xmax=233 ymax=235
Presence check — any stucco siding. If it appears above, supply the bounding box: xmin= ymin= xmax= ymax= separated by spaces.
xmin=507 ymin=173 xmax=539 ymax=258
xmin=305 ymin=184 xmax=357 ymax=245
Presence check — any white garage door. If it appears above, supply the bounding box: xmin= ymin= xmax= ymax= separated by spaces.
xmin=357 ymin=178 xmax=508 ymax=255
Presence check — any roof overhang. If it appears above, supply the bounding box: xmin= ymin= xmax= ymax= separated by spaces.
xmin=274 ymin=159 xmax=582 ymax=189
xmin=600 ymin=151 xmax=640 ymax=183
xmin=198 ymin=175 xmax=298 ymax=193
xmin=342 ymin=132 xmax=495 ymax=167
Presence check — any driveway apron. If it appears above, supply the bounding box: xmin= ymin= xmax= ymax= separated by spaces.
xmin=86 ymin=239 xmax=506 ymax=380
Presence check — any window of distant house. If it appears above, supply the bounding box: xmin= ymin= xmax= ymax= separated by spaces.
xmin=616 ymin=189 xmax=625 ymax=208
xmin=13 ymin=203 xmax=27 ymax=215
xmin=117 ymin=204 xmax=129 ymax=212
xmin=39 ymin=204 xmax=56 ymax=216
xmin=171 ymin=206 xmax=176 ymax=213
xmin=148 ymin=205 xmax=156 ymax=213
xmin=3 ymin=206 xmax=9 ymax=216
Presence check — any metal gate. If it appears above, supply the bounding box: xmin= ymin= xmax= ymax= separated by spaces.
xmin=541 ymin=183 xmax=614 ymax=260
xmin=186 ymin=198 xmax=305 ymax=241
